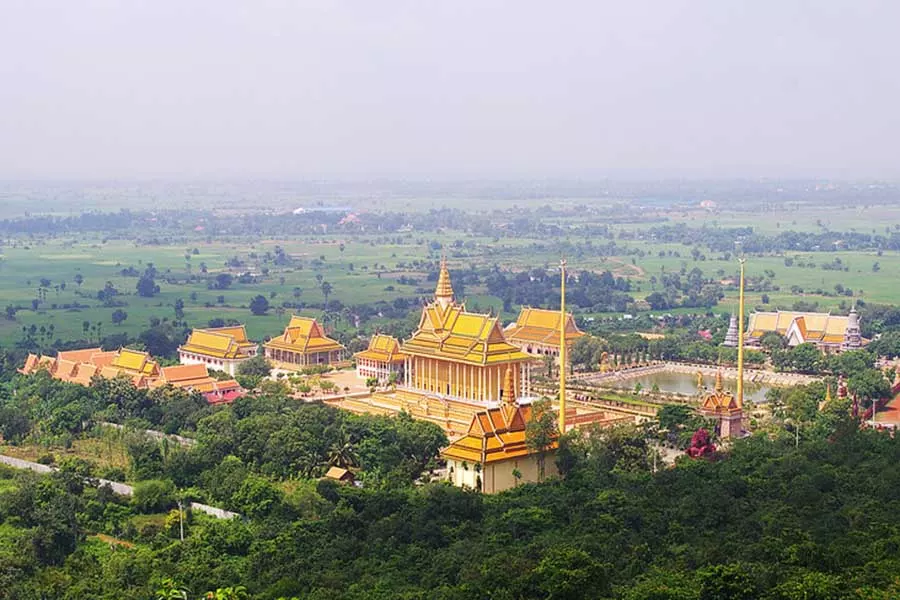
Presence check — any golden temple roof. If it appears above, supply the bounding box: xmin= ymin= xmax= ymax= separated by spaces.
xmin=504 ymin=307 xmax=584 ymax=347
xmin=442 ymin=402 xmax=557 ymax=465
xmin=180 ymin=325 xmax=257 ymax=360
xmin=354 ymin=334 xmax=407 ymax=364
xmin=700 ymin=370 xmax=741 ymax=413
xmin=111 ymin=348 xmax=160 ymax=376
xmin=402 ymin=302 xmax=533 ymax=366
xmin=264 ymin=315 xmax=345 ymax=354
xmin=748 ymin=311 xmax=849 ymax=342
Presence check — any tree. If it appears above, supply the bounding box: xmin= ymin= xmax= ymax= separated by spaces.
xmin=321 ymin=281 xmax=333 ymax=304
xmin=111 ymin=309 xmax=128 ymax=325
xmin=525 ymin=398 xmax=557 ymax=481
xmin=174 ymin=298 xmax=185 ymax=320
xmin=848 ymin=368 xmax=892 ymax=409
xmin=249 ymin=295 xmax=270 ymax=316
xmin=237 ymin=355 xmax=272 ymax=378
xmin=74 ymin=273 xmax=84 ymax=287
xmin=136 ymin=273 xmax=160 ymax=297
xmin=760 ymin=331 xmax=786 ymax=352
xmin=132 ymin=479 xmax=176 ymax=513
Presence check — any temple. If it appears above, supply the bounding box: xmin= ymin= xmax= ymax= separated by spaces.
xmin=698 ymin=370 xmax=744 ymax=438
xmin=745 ymin=309 xmax=864 ymax=353
xmin=503 ymin=307 xmax=584 ymax=366
xmin=400 ymin=257 xmax=535 ymax=403
xmin=354 ymin=334 xmax=406 ymax=383
xmin=263 ymin=316 xmax=346 ymax=371
xmin=442 ymin=364 xmax=558 ymax=493
xmin=178 ymin=325 xmax=258 ymax=375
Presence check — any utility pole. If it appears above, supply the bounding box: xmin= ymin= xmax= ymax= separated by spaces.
xmin=558 ymin=258 xmax=567 ymax=435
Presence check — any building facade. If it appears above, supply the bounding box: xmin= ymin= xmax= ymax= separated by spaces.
xmin=263 ymin=316 xmax=346 ymax=371
xmin=354 ymin=334 xmax=406 ymax=383
xmin=442 ymin=365 xmax=558 ymax=494
xmin=746 ymin=309 xmax=864 ymax=353
xmin=178 ymin=325 xmax=258 ymax=376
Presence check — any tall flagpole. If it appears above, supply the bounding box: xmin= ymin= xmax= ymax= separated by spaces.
xmin=737 ymin=255 xmax=746 ymax=407
xmin=559 ymin=258 xmax=567 ymax=434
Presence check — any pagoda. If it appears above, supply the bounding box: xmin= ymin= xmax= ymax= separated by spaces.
xmin=399 ymin=257 xmax=534 ymax=403
xmin=841 ymin=306 xmax=862 ymax=351
xmin=699 ymin=370 xmax=743 ymax=438
xmin=723 ymin=314 xmax=739 ymax=347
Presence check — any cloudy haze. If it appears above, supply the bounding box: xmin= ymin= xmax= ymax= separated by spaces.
xmin=1 ymin=1 xmax=898 ymax=179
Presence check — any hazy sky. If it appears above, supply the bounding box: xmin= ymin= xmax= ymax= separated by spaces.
xmin=1 ymin=1 xmax=898 ymax=179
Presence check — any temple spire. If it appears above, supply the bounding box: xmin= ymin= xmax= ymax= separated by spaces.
xmin=435 ymin=255 xmax=454 ymax=308
xmin=503 ymin=363 xmax=517 ymax=405
xmin=715 ymin=369 xmax=724 ymax=393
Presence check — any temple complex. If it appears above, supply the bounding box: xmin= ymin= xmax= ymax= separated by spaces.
xmin=263 ymin=316 xmax=346 ymax=371
xmin=442 ymin=364 xmax=559 ymax=493
xmin=699 ymin=370 xmax=744 ymax=438
xmin=178 ymin=325 xmax=258 ymax=375
xmin=504 ymin=307 xmax=584 ymax=367
xmin=746 ymin=309 xmax=865 ymax=353
xmin=354 ymin=334 xmax=406 ymax=383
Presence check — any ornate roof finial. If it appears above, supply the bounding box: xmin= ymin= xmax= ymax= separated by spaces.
xmin=435 ymin=255 xmax=454 ymax=308
xmin=715 ymin=369 xmax=724 ymax=393
xmin=825 ymin=384 xmax=832 ymax=403
xmin=503 ymin=363 xmax=517 ymax=405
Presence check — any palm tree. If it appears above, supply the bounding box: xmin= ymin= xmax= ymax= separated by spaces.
xmin=327 ymin=431 xmax=359 ymax=469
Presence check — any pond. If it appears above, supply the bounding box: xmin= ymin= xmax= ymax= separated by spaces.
xmin=607 ymin=371 xmax=774 ymax=404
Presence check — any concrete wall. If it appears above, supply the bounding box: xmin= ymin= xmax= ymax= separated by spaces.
xmin=446 ymin=452 xmax=559 ymax=494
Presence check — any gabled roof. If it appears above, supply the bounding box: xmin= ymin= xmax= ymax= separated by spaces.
xmin=402 ymin=302 xmax=532 ymax=366
xmin=354 ymin=334 xmax=407 ymax=364
xmin=748 ymin=311 xmax=851 ymax=341
xmin=504 ymin=307 xmax=585 ymax=347
xmin=111 ymin=348 xmax=159 ymax=376
xmin=180 ymin=326 xmax=257 ymax=359
xmin=263 ymin=315 xmax=345 ymax=354
xmin=441 ymin=402 xmax=557 ymax=464
xmin=57 ymin=347 xmax=104 ymax=363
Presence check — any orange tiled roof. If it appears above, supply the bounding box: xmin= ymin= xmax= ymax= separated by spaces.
xmin=748 ymin=311 xmax=850 ymax=342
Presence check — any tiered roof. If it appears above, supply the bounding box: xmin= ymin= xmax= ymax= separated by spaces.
xmin=179 ymin=325 xmax=257 ymax=359
xmin=20 ymin=347 xmax=159 ymax=387
xmin=441 ymin=400 xmax=555 ymax=465
xmin=700 ymin=371 xmax=742 ymax=413
xmin=403 ymin=303 xmax=532 ymax=366
xmin=354 ymin=334 xmax=406 ymax=364
xmin=150 ymin=363 xmax=242 ymax=399
xmin=748 ymin=311 xmax=850 ymax=344
xmin=504 ymin=307 xmax=584 ymax=348
xmin=264 ymin=316 xmax=345 ymax=354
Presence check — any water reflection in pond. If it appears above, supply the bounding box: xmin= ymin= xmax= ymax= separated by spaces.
xmin=607 ymin=371 xmax=773 ymax=404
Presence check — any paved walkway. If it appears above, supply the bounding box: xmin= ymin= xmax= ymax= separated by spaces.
xmin=0 ymin=454 xmax=239 ymax=520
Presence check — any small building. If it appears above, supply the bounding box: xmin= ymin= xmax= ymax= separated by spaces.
xmin=151 ymin=364 xmax=244 ymax=404
xmin=698 ymin=371 xmax=743 ymax=439
xmin=441 ymin=366 xmax=558 ymax=494
xmin=263 ymin=316 xmax=346 ymax=371
xmin=354 ymin=334 xmax=406 ymax=383
xmin=503 ymin=307 xmax=585 ymax=366
xmin=178 ymin=325 xmax=259 ymax=376
xmin=324 ymin=466 xmax=356 ymax=484
xmin=746 ymin=308 xmax=864 ymax=353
